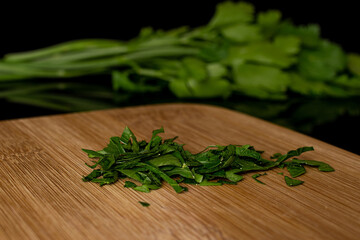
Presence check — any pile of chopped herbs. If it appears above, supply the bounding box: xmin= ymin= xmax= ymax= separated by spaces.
xmin=82 ymin=127 xmax=334 ymax=192
xmin=1 ymin=1 xmax=360 ymax=111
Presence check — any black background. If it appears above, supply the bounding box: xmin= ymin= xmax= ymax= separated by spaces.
xmin=1 ymin=1 xmax=359 ymax=153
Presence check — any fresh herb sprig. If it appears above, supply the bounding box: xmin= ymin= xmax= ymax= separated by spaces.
xmin=82 ymin=127 xmax=334 ymax=191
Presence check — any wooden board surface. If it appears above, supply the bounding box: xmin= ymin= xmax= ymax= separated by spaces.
xmin=1 ymin=103 xmax=359 ymax=240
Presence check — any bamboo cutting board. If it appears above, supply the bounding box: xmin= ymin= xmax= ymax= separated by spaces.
xmin=0 ymin=104 xmax=359 ymax=240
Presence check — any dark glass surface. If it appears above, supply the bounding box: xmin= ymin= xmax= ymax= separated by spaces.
xmin=1 ymin=1 xmax=359 ymax=154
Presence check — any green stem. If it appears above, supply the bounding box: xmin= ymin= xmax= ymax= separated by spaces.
xmin=4 ymin=39 xmax=123 ymax=62
xmin=135 ymin=68 xmax=172 ymax=81
xmin=124 ymin=46 xmax=199 ymax=61
xmin=26 ymin=46 xmax=199 ymax=71
xmin=33 ymin=46 xmax=129 ymax=64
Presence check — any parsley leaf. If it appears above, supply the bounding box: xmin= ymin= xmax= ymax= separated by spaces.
xmin=139 ymin=201 xmax=150 ymax=207
xmin=286 ymin=163 xmax=306 ymax=178
xmin=298 ymin=40 xmax=346 ymax=81
xmin=124 ymin=181 xmax=137 ymax=188
xmin=284 ymin=176 xmax=304 ymax=187
xmin=291 ymin=159 xmax=335 ymax=172
xmin=347 ymin=53 xmax=360 ymax=76
xmin=209 ymin=1 xmax=254 ymax=28
xmin=232 ymin=63 xmax=289 ymax=99
xmin=252 ymin=173 xmax=267 ymax=184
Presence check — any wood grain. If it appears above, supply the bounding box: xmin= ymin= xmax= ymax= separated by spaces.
xmin=0 ymin=103 xmax=359 ymax=240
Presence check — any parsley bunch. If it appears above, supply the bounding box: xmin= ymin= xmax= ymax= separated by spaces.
xmin=1 ymin=1 xmax=360 ymax=111
xmin=82 ymin=127 xmax=334 ymax=192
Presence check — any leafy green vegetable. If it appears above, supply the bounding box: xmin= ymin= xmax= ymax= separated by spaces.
xmin=1 ymin=1 xmax=360 ymax=112
xmin=257 ymin=10 xmax=282 ymax=38
xmin=221 ymin=24 xmax=262 ymax=43
xmin=286 ymin=163 xmax=306 ymax=178
xmin=274 ymin=146 xmax=314 ymax=164
xmin=284 ymin=176 xmax=304 ymax=186
xmin=273 ymin=35 xmax=301 ymax=55
xmin=82 ymin=126 xmax=334 ymax=193
xmin=124 ymin=181 xmax=137 ymax=188
xmin=226 ymin=42 xmax=297 ymax=68
xmin=347 ymin=53 xmax=360 ymax=76
xmin=277 ymin=22 xmax=321 ymax=47
xmin=232 ymin=63 xmax=289 ymax=99
xmin=298 ymin=40 xmax=346 ymax=81
xmin=252 ymin=173 xmax=267 ymax=184
xmin=199 ymin=179 xmax=223 ymax=186
xmin=291 ymin=159 xmax=335 ymax=172
xmin=209 ymin=1 xmax=254 ymax=28
xmin=225 ymin=169 xmax=244 ymax=182
xmin=139 ymin=201 xmax=150 ymax=207
xmin=169 ymin=78 xmax=232 ymax=98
